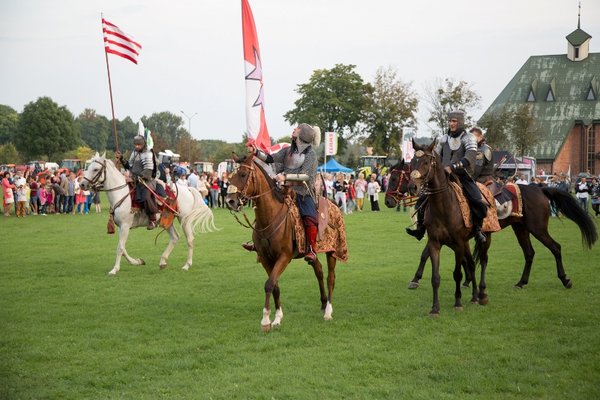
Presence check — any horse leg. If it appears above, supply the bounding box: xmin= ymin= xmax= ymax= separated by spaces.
xmin=408 ymin=246 xmax=429 ymax=289
xmin=109 ymin=225 xmax=144 ymax=276
xmin=428 ymin=240 xmax=441 ymax=316
xmin=477 ymin=235 xmax=492 ymax=305
xmin=261 ymin=256 xmax=290 ymax=332
xmin=512 ymin=224 xmax=535 ymax=288
xmin=462 ymin=256 xmax=472 ymax=288
xmin=180 ymin=218 xmax=196 ymax=271
xmin=453 ymin=248 xmax=464 ymax=310
xmin=271 ymin=283 xmax=283 ymax=327
xmin=324 ymin=253 xmax=337 ymax=321
xmin=310 ymin=255 xmax=328 ymax=312
xmin=159 ymin=224 xmax=180 ymax=270
xmin=530 ymin=228 xmax=571 ymax=289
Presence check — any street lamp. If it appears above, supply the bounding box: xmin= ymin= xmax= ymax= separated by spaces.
xmin=181 ymin=110 xmax=198 ymax=163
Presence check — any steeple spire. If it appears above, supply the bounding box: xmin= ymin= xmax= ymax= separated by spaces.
xmin=578 ymin=2 xmax=581 ymax=29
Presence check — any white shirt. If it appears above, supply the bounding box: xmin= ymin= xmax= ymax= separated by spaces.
xmin=515 ymin=178 xmax=528 ymax=185
xmin=367 ymin=181 xmax=380 ymax=196
xmin=576 ymin=182 xmax=589 ymax=199
xmin=187 ymin=173 xmax=199 ymax=189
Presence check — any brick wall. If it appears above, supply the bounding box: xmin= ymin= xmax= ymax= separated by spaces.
xmin=552 ymin=123 xmax=600 ymax=176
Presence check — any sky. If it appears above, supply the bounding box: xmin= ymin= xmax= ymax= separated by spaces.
xmin=1 ymin=0 xmax=599 ymax=143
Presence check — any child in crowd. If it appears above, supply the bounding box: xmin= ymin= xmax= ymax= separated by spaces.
xmin=16 ymin=184 xmax=27 ymax=217
xmin=38 ymin=184 xmax=47 ymax=215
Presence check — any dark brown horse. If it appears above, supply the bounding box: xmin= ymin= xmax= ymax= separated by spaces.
xmin=408 ymin=140 xmax=492 ymax=315
xmin=226 ymin=153 xmax=345 ymax=331
xmin=386 ymin=149 xmax=598 ymax=291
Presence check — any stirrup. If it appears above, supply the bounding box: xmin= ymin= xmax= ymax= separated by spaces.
xmin=475 ymin=231 xmax=487 ymax=243
xmin=304 ymin=249 xmax=317 ymax=265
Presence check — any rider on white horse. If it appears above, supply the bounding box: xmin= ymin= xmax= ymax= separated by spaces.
xmin=115 ymin=135 xmax=163 ymax=230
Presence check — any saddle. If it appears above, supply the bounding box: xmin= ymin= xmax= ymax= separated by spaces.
xmin=285 ymin=195 xmax=348 ymax=262
xmin=448 ymin=181 xmax=501 ymax=233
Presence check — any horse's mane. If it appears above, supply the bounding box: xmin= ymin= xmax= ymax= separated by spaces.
xmin=253 ymin=159 xmax=285 ymax=203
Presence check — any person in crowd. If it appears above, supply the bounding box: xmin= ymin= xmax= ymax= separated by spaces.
xmin=15 ymin=179 xmax=27 ymax=217
xmin=515 ymin=174 xmax=528 ymax=185
xmin=93 ymin=190 xmax=101 ymax=213
xmin=324 ymin=173 xmax=334 ymax=200
xmin=66 ymin=173 xmax=77 ymax=214
xmin=209 ymin=172 xmax=220 ymax=208
xmin=590 ymin=177 xmax=600 ymax=217
xmin=347 ymin=177 xmax=356 ymax=214
xmin=2 ymin=171 xmax=15 ymax=216
xmin=575 ymin=177 xmax=590 ymax=213
xmin=38 ymin=183 xmax=48 ymax=215
xmin=187 ymin=169 xmax=199 ymax=190
xmin=219 ymin=172 xmax=230 ymax=208
xmin=75 ymin=176 xmax=87 ymax=214
xmin=59 ymin=172 xmax=69 ymax=213
xmin=354 ymin=173 xmax=367 ymax=211
xmin=367 ymin=173 xmax=381 ymax=212
xmin=29 ymin=176 xmax=39 ymax=215
xmin=333 ymin=173 xmax=348 ymax=214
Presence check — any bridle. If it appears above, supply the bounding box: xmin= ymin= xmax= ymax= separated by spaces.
xmin=81 ymin=159 xmax=128 ymax=193
xmin=385 ymin=164 xmax=412 ymax=203
xmin=412 ymin=151 xmax=449 ymax=196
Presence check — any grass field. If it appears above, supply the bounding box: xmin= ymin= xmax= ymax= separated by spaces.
xmin=1 ymin=197 xmax=599 ymax=399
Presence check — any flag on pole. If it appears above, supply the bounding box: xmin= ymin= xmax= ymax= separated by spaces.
xmin=242 ymin=0 xmax=271 ymax=152
xmin=102 ymin=17 xmax=142 ymax=64
xmin=138 ymin=120 xmax=153 ymax=150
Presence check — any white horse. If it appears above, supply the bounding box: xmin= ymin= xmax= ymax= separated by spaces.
xmin=80 ymin=153 xmax=216 ymax=276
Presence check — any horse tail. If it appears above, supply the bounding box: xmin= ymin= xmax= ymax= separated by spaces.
xmin=181 ymin=187 xmax=218 ymax=234
xmin=472 ymin=239 xmax=483 ymax=267
xmin=541 ymin=187 xmax=598 ymax=249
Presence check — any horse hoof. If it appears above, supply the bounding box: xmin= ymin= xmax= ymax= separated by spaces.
xmin=478 ymin=296 xmax=489 ymax=306
xmin=139 ymin=259 xmax=146 ymax=265
xmin=564 ymin=279 xmax=573 ymax=289
xmin=513 ymin=283 xmax=524 ymax=289
xmin=462 ymin=282 xmax=470 ymax=288
xmin=323 ymin=315 xmax=333 ymax=321
xmin=454 ymin=306 xmax=463 ymax=311
xmin=159 ymin=263 xmax=168 ymax=270
xmin=429 ymin=311 xmax=440 ymax=318
xmin=470 ymin=299 xmax=479 ymax=305
xmin=261 ymin=324 xmax=271 ymax=333
xmin=181 ymin=265 xmax=190 ymax=271
xmin=407 ymin=281 xmax=419 ymax=290
xmin=108 ymin=271 xmax=116 ymax=277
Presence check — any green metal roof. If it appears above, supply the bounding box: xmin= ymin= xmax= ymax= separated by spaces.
xmin=566 ymin=28 xmax=592 ymax=46
xmin=480 ymin=53 xmax=600 ymax=160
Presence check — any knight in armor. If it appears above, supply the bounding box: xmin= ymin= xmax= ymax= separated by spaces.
xmin=115 ymin=135 xmax=160 ymax=230
xmin=406 ymin=110 xmax=488 ymax=243
xmin=245 ymin=123 xmax=320 ymax=264
xmin=471 ymin=127 xmax=494 ymax=185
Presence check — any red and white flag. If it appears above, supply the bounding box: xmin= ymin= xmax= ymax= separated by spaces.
xmin=102 ymin=17 xmax=142 ymax=64
xmin=241 ymin=0 xmax=271 ymax=152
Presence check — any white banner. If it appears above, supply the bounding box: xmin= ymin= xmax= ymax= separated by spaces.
xmin=325 ymin=132 xmax=337 ymax=156
xmin=402 ymin=139 xmax=414 ymax=162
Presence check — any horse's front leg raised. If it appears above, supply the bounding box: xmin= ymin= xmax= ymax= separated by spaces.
xmin=408 ymin=245 xmax=429 ymax=289
xmin=261 ymin=255 xmax=290 ymax=332
xmin=109 ymin=224 xmax=145 ymax=276
xmin=159 ymin=224 xmax=179 ymax=270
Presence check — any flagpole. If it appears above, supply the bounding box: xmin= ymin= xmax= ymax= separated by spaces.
xmin=102 ymin=13 xmax=120 ymax=152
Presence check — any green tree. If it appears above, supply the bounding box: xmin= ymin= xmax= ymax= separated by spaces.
xmin=284 ymin=64 xmax=369 ymax=149
xmin=76 ymin=108 xmax=110 ymax=151
xmin=424 ymin=78 xmax=481 ymax=136
xmin=362 ymin=66 xmax=418 ymax=157
xmin=15 ymin=97 xmax=79 ymax=160
xmin=510 ymin=104 xmax=542 ymax=157
xmin=142 ymin=112 xmax=187 ymax=148
xmin=0 ymin=143 xmax=21 ymax=164
xmin=0 ymin=104 xmax=19 ymax=145
xmin=478 ymin=107 xmax=513 ymax=150
xmin=107 ymin=117 xmax=137 ymax=153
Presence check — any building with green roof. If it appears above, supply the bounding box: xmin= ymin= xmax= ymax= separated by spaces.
xmin=480 ymin=11 xmax=600 ymax=176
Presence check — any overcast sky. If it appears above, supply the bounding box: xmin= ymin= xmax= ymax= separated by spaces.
xmin=1 ymin=0 xmax=598 ymax=143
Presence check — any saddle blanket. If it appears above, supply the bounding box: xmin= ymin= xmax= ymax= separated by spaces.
xmin=287 ymin=196 xmax=348 ymax=262
xmin=449 ymin=181 xmax=501 ymax=233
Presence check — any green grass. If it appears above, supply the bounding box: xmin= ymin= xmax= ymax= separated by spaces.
xmin=1 ymin=198 xmax=599 ymax=399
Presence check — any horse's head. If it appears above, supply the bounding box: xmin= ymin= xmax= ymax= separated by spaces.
xmin=384 ymin=159 xmax=412 ymax=208
xmin=226 ymin=152 xmax=257 ymax=212
xmin=80 ymin=152 xmax=107 ymax=191
xmin=409 ymin=139 xmax=439 ymax=192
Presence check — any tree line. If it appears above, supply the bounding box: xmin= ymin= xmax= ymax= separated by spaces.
xmin=0 ymin=63 xmax=541 ymax=165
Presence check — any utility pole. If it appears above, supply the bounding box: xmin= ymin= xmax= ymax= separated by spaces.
xmin=181 ymin=110 xmax=198 ymax=164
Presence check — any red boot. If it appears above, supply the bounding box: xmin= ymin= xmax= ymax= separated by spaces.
xmin=304 ymin=224 xmax=318 ymax=265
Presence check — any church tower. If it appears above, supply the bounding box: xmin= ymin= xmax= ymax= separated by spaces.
xmin=566 ymin=3 xmax=592 ymax=61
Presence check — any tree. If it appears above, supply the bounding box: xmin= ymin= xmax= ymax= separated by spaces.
xmin=478 ymin=107 xmax=513 ymax=150
xmin=76 ymin=108 xmax=110 ymax=151
xmin=284 ymin=64 xmax=369 ymax=149
xmin=142 ymin=112 xmax=187 ymax=148
xmin=362 ymin=66 xmax=419 ymax=157
xmin=15 ymin=97 xmax=79 ymax=160
xmin=424 ymin=78 xmax=481 ymax=136
xmin=0 ymin=105 xmax=19 ymax=145
xmin=107 ymin=117 xmax=137 ymax=153
xmin=0 ymin=143 xmax=21 ymax=164
xmin=510 ymin=104 xmax=542 ymax=157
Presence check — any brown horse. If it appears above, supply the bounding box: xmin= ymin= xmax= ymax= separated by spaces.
xmin=386 ymin=153 xmax=598 ymax=290
xmin=409 ymin=140 xmax=492 ymax=315
xmin=226 ymin=153 xmax=346 ymax=331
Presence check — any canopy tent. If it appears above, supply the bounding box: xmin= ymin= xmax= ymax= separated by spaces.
xmin=317 ymin=157 xmax=353 ymax=173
